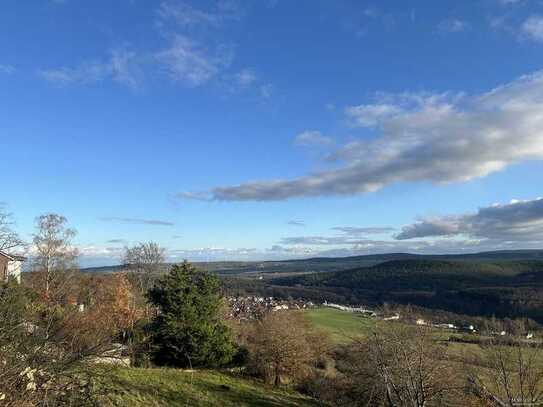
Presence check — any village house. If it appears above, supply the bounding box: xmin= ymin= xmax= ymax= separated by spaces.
xmin=0 ymin=250 xmax=26 ymax=283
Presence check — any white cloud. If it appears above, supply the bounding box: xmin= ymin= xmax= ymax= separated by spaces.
xmin=294 ymin=130 xmax=333 ymax=147
xmin=275 ymin=234 xmax=510 ymax=255
xmin=396 ymin=197 xmax=543 ymax=242
xmin=39 ymin=62 xmax=108 ymax=85
xmin=344 ymin=103 xmax=403 ymax=127
xmin=41 ymin=2 xmax=244 ymax=90
xmin=437 ymin=19 xmax=469 ymax=33
xmin=235 ymin=68 xmax=257 ymax=87
xmin=39 ymin=49 xmax=143 ymax=89
xmin=189 ymin=70 xmax=543 ymax=201
xmin=99 ymin=217 xmax=175 ymax=226
xmin=0 ymin=64 xmax=15 ymax=75
xmin=156 ymin=35 xmax=232 ymax=86
xmin=259 ymin=83 xmax=273 ymax=99
xmin=79 ymin=245 xmax=123 ymax=256
xmin=522 ymin=16 xmax=543 ymax=42
xmin=157 ymin=0 xmax=243 ymax=30
xmin=331 ymin=226 xmax=395 ymax=235
xmin=157 ymin=1 xmax=220 ymax=28
xmin=498 ymin=0 xmax=522 ymax=4
xmin=287 ymin=220 xmax=305 ymax=227
xmin=110 ymin=49 xmax=144 ymax=89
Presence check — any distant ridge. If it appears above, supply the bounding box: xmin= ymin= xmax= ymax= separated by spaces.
xmin=80 ymin=249 xmax=543 ymax=275
xmin=286 ymin=249 xmax=543 ymax=263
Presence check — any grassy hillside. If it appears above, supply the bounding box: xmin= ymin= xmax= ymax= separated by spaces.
xmin=98 ymin=368 xmax=323 ymax=406
xmin=305 ymin=308 xmax=377 ymax=343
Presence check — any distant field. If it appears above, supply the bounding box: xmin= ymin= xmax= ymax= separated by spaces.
xmin=305 ymin=308 xmax=461 ymax=345
xmin=305 ymin=307 xmax=378 ymax=343
xmin=98 ymin=367 xmax=322 ymax=406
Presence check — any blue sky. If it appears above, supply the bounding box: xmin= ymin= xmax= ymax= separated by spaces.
xmin=2 ymin=0 xmax=543 ymax=266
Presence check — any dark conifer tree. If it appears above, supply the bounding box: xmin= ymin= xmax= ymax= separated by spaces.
xmin=147 ymin=261 xmax=234 ymax=367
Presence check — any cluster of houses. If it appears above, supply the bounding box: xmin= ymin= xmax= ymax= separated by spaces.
xmin=0 ymin=250 xmax=25 ymax=283
xmin=322 ymin=301 xmax=376 ymax=316
xmin=414 ymin=318 xmax=477 ymax=333
xmin=226 ymin=296 xmax=315 ymax=320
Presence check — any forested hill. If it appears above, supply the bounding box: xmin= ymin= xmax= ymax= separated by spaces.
xmin=291 ymin=250 xmax=543 ymax=263
xmin=271 ymin=259 xmax=543 ymax=322
xmin=273 ymin=259 xmax=543 ymax=290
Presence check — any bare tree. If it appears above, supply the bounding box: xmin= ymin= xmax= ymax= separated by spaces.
xmin=247 ymin=311 xmax=317 ymax=386
xmin=467 ymin=339 xmax=543 ymax=406
xmin=365 ymin=325 xmax=464 ymax=406
xmin=122 ymin=242 xmax=165 ymax=295
xmin=32 ymin=213 xmax=78 ymax=303
xmin=0 ymin=206 xmax=24 ymax=253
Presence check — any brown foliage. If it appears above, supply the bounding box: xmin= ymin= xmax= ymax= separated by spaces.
xmin=246 ymin=311 xmax=330 ymax=386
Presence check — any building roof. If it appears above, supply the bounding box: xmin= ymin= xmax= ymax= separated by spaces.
xmin=0 ymin=250 xmax=26 ymax=262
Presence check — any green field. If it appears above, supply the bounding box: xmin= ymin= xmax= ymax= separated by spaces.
xmin=305 ymin=307 xmax=378 ymax=343
xmin=98 ymin=367 xmax=322 ymax=407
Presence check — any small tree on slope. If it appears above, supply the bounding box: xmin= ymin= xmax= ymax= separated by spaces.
xmin=147 ymin=261 xmax=235 ymax=368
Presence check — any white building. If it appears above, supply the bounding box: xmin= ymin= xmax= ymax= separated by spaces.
xmin=0 ymin=250 xmax=26 ymax=283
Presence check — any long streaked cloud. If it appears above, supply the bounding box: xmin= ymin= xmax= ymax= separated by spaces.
xmin=184 ymin=70 xmax=543 ymax=201
xmin=396 ymin=197 xmax=543 ymax=241
xmin=331 ymin=226 xmax=395 ymax=235
xmin=106 ymin=239 xmax=126 ymax=244
xmin=280 ymin=236 xmax=369 ymax=245
xmin=39 ymin=49 xmax=143 ymax=89
xmin=287 ymin=220 xmax=305 ymax=227
xmin=99 ymin=217 xmax=175 ymax=226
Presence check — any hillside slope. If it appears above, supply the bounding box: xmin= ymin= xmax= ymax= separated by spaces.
xmin=99 ymin=368 xmax=322 ymax=407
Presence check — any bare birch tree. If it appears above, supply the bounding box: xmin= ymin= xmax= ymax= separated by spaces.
xmin=122 ymin=242 xmax=165 ymax=295
xmin=32 ymin=213 xmax=78 ymax=303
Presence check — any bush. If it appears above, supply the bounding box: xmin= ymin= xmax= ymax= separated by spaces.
xmin=0 ymin=281 xmax=105 ymax=406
